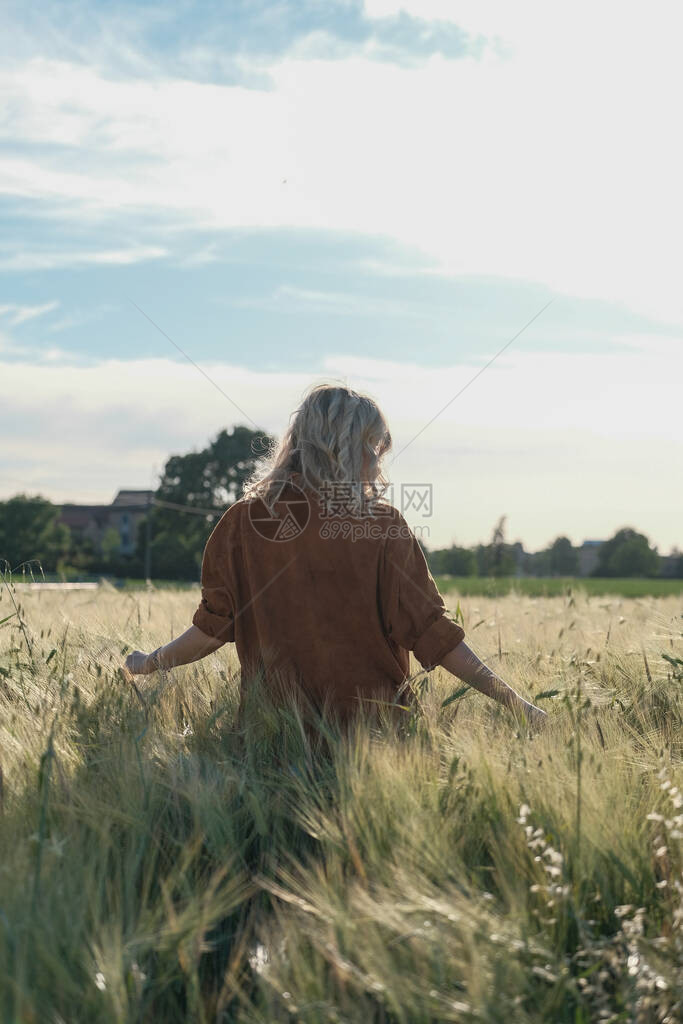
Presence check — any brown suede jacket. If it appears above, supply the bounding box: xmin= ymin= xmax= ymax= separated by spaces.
xmin=192 ymin=479 xmax=465 ymax=725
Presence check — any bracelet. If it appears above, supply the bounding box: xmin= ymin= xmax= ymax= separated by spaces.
xmin=149 ymin=647 xmax=163 ymax=671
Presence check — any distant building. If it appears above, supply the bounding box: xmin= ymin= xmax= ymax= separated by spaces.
xmin=660 ymin=548 xmax=683 ymax=578
xmin=578 ymin=540 xmax=604 ymax=577
xmin=58 ymin=489 xmax=153 ymax=555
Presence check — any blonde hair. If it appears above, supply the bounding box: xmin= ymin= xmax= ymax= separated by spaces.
xmin=243 ymin=382 xmax=392 ymax=511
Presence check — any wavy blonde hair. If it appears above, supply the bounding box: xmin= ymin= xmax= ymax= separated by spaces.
xmin=243 ymin=383 xmax=392 ymax=511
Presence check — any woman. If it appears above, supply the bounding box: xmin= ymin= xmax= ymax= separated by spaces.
xmin=124 ymin=383 xmax=547 ymax=732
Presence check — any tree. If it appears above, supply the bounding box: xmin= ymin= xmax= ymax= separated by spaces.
xmin=522 ymin=549 xmax=551 ymax=576
xmin=477 ymin=516 xmax=517 ymax=577
xmin=156 ymin=425 xmax=270 ymax=508
xmin=144 ymin=425 xmax=273 ymax=579
xmin=100 ymin=527 xmax=121 ymax=566
xmin=548 ymin=536 xmax=579 ymax=576
xmin=662 ymin=547 xmax=683 ymax=578
xmin=593 ymin=527 xmax=660 ymax=578
xmin=427 ymin=545 xmax=477 ymax=576
xmin=0 ymin=495 xmax=71 ymax=574
xmin=490 ymin=515 xmax=512 ymax=576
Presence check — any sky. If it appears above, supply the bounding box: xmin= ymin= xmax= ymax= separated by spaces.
xmin=1 ymin=0 xmax=681 ymax=553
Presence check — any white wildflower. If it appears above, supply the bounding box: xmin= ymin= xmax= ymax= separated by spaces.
xmin=517 ymin=803 xmax=531 ymax=823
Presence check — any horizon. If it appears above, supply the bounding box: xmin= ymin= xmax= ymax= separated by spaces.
xmin=1 ymin=482 xmax=671 ymax=557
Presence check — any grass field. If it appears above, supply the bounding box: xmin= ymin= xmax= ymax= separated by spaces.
xmin=434 ymin=576 xmax=683 ymax=598
xmin=0 ymin=581 xmax=681 ymax=1022
xmin=18 ymin=574 xmax=683 ymax=600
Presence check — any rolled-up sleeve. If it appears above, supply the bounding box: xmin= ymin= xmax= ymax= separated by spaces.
xmin=379 ymin=514 xmax=465 ymax=669
xmin=192 ymin=510 xmax=237 ymax=642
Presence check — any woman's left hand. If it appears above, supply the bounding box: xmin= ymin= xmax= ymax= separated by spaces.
xmin=124 ymin=650 xmax=157 ymax=676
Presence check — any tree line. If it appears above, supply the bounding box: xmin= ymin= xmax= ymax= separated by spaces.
xmin=1 ymin=426 xmax=680 ymax=580
xmin=425 ymin=517 xmax=678 ymax=579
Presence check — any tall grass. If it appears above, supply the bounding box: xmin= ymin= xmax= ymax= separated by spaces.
xmin=0 ymin=579 xmax=681 ymax=1022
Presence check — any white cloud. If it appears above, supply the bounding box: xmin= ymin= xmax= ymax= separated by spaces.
xmin=0 ymin=300 xmax=59 ymax=325
xmin=1 ymin=3 xmax=683 ymax=319
xmin=177 ymin=243 xmax=222 ymax=267
xmin=231 ymin=284 xmax=434 ymax=317
xmin=46 ymin=303 xmax=118 ymax=333
xmin=0 ymin=246 xmax=168 ymax=271
xmin=0 ymin=344 xmax=680 ymax=551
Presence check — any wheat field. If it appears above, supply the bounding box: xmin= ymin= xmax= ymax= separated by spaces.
xmin=0 ymin=580 xmax=681 ymax=1023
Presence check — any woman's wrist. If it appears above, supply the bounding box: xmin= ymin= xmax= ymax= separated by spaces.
xmin=147 ymin=647 xmax=164 ymax=673
xmin=492 ymin=680 xmax=528 ymax=713
xmin=484 ymin=672 xmax=521 ymax=710
xmin=515 ymin=696 xmax=545 ymax=723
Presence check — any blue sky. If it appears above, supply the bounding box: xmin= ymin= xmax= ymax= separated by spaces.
xmin=1 ymin=0 xmax=682 ymax=551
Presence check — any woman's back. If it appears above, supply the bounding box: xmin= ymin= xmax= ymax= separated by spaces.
xmin=192 ymin=478 xmax=465 ymax=725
